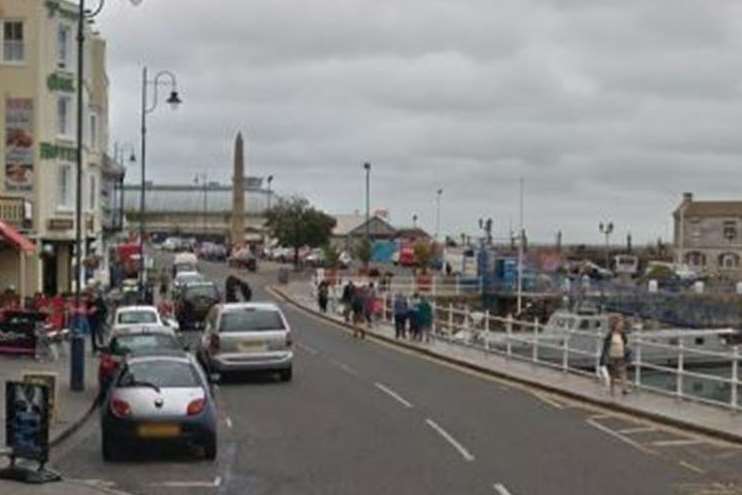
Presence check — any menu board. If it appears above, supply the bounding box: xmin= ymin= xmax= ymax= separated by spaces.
xmin=5 ymin=98 xmax=34 ymax=193
xmin=5 ymin=381 xmax=50 ymax=463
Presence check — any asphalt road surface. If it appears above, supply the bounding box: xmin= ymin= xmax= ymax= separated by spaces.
xmin=51 ymin=257 xmax=742 ymax=495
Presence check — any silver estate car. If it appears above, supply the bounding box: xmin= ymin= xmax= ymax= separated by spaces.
xmin=100 ymin=351 xmax=217 ymax=461
xmin=198 ymin=303 xmax=293 ymax=381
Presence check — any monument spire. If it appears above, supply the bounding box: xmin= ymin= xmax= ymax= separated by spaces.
xmin=231 ymin=131 xmax=246 ymax=247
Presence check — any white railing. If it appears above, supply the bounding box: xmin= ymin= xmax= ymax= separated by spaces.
xmin=370 ymin=293 xmax=742 ymax=412
xmin=321 ymin=275 xmax=483 ymax=298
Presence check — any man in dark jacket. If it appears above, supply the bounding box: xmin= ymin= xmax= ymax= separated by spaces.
xmin=239 ymin=280 xmax=252 ymax=302
xmin=225 ymin=275 xmax=240 ymax=303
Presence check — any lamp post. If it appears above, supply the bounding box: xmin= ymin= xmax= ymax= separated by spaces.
xmin=139 ymin=67 xmax=182 ymax=297
xmin=363 ymin=162 xmax=371 ymax=244
xmin=194 ymin=173 xmax=207 ymax=239
xmin=266 ymin=175 xmax=274 ymax=211
xmin=435 ymin=188 xmax=443 ymax=242
xmin=599 ymin=221 xmax=614 ymax=269
xmin=113 ymin=142 xmax=136 ymax=231
xmin=412 ymin=214 xmax=418 ymax=229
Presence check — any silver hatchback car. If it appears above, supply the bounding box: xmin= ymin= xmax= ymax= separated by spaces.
xmin=198 ymin=303 xmax=293 ymax=381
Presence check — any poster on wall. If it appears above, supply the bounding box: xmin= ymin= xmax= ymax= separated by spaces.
xmin=5 ymin=381 xmax=50 ymax=463
xmin=5 ymin=98 xmax=34 ymax=192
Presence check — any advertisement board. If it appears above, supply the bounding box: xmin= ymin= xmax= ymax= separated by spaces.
xmin=0 ymin=311 xmax=41 ymax=355
xmin=5 ymin=98 xmax=34 ymax=193
xmin=5 ymin=381 xmax=50 ymax=463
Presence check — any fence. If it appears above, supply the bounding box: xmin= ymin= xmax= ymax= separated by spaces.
xmin=372 ymin=293 xmax=742 ymax=412
xmin=325 ymin=275 xmax=483 ymax=298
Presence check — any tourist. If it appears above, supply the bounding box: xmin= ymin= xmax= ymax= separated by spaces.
xmin=600 ymin=314 xmax=630 ymax=396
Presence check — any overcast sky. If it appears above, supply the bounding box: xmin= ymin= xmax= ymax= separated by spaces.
xmin=97 ymin=0 xmax=742 ymax=245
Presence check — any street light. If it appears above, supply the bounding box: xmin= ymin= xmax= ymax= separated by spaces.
xmin=194 ymin=173 xmax=208 ymax=238
xmin=72 ymin=0 xmax=140 ymax=392
xmin=412 ymin=214 xmax=418 ymax=229
xmin=113 ymin=142 xmax=136 ymax=231
xmin=435 ymin=188 xmax=443 ymax=242
xmin=139 ymin=67 xmax=182 ymax=297
xmin=599 ymin=221 xmax=614 ymax=269
xmin=363 ymin=162 xmax=371 ymax=244
xmin=266 ymin=175 xmax=274 ymax=211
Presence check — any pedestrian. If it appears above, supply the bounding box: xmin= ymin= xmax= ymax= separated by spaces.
xmin=317 ymin=281 xmax=329 ymax=313
xmin=341 ymin=281 xmax=354 ymax=323
xmin=408 ymin=293 xmax=420 ymax=341
xmin=239 ymin=280 xmax=252 ymax=302
xmin=600 ymin=314 xmax=630 ymax=396
xmin=393 ymin=293 xmax=408 ymax=339
xmin=416 ymin=296 xmax=433 ymax=343
xmin=225 ymin=275 xmax=239 ymax=303
xmin=351 ymin=286 xmax=366 ymax=338
xmin=91 ymin=289 xmax=108 ymax=352
xmin=364 ymin=283 xmax=376 ymax=329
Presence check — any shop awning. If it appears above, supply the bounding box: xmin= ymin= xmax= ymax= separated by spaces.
xmin=0 ymin=220 xmax=34 ymax=253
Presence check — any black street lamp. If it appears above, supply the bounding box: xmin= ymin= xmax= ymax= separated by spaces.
xmin=114 ymin=142 xmax=136 ymax=231
xmin=266 ymin=175 xmax=274 ymax=211
xmin=412 ymin=213 xmax=418 ymax=229
xmin=139 ymin=67 xmax=182 ymax=296
xmin=363 ymin=162 xmax=371 ymax=244
xmin=599 ymin=221 xmax=614 ymax=269
xmin=435 ymin=188 xmax=443 ymax=241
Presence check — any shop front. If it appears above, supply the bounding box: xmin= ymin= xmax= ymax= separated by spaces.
xmin=0 ymin=220 xmax=36 ymax=301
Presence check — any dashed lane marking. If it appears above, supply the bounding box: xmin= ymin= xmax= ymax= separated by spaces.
xmin=329 ymin=358 xmax=359 ymax=376
xmin=374 ymin=382 xmax=414 ymax=408
xmin=150 ymin=478 xmax=221 ymax=488
xmin=425 ymin=418 xmax=476 ymax=462
xmin=652 ymin=438 xmax=706 ymax=448
xmin=493 ymin=483 xmax=514 ymax=495
xmin=296 ymin=342 xmax=319 ymax=355
xmin=225 ymin=417 xmax=233 ymax=429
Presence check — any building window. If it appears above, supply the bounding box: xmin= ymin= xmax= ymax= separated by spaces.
xmin=685 ymin=251 xmax=706 ymax=267
xmin=1 ymin=20 xmax=24 ymax=63
xmin=89 ymin=113 xmax=97 ymax=149
xmin=57 ymin=96 xmax=72 ymax=137
xmin=89 ymin=173 xmax=97 ymax=211
xmin=57 ymin=23 xmax=70 ymax=69
xmin=723 ymin=221 xmax=737 ymax=242
xmin=57 ymin=163 xmax=73 ymax=209
xmin=719 ymin=253 xmax=740 ymax=269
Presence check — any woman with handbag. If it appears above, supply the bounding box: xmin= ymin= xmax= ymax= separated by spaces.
xmin=600 ymin=314 xmax=630 ymax=396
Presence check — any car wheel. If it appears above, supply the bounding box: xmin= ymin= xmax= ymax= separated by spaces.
xmin=204 ymin=434 xmax=217 ymax=460
xmin=102 ymin=433 xmax=117 ymax=462
xmin=280 ymin=367 xmax=292 ymax=382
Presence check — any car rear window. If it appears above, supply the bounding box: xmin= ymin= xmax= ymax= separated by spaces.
xmin=118 ymin=360 xmax=200 ymax=388
xmin=186 ymin=285 xmax=218 ymax=299
xmin=110 ymin=334 xmax=179 ymax=356
xmin=220 ymin=309 xmax=285 ymax=332
xmin=118 ymin=311 xmax=158 ymax=324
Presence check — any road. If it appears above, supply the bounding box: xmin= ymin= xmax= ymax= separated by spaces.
xmin=51 ymin=257 xmax=742 ymax=495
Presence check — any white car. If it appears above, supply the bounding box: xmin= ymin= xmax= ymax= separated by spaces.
xmin=112 ymin=306 xmax=179 ymax=333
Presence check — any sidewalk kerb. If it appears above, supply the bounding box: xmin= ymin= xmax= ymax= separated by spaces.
xmin=269 ymin=285 xmax=742 ymax=446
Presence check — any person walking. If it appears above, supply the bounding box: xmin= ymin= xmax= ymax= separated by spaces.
xmin=393 ymin=293 xmax=408 ymax=339
xmin=341 ymin=281 xmax=354 ymax=323
xmin=600 ymin=314 xmax=630 ymax=396
xmin=225 ymin=275 xmax=239 ymax=303
xmin=317 ymin=281 xmax=329 ymax=313
xmin=408 ymin=293 xmax=420 ymax=341
xmin=364 ymin=283 xmax=376 ymax=329
xmin=351 ymin=286 xmax=366 ymax=339
xmin=416 ymin=296 xmax=433 ymax=343
xmin=91 ymin=289 xmax=108 ymax=352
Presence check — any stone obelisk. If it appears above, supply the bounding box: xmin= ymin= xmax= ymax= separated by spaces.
xmin=230 ymin=132 xmax=246 ymax=248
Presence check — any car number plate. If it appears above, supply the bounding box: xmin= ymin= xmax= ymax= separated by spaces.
xmin=137 ymin=423 xmax=181 ymax=438
xmin=238 ymin=341 xmax=266 ymax=352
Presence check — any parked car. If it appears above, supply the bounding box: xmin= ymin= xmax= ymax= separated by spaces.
xmin=162 ymin=237 xmax=182 ymax=252
xmin=304 ymin=248 xmax=326 ymax=268
xmin=228 ymin=247 xmax=257 ymax=272
xmin=172 ymin=271 xmax=206 ymax=295
xmin=111 ymin=305 xmax=179 ymax=333
xmin=175 ymin=282 xmax=221 ymax=330
xmin=98 ymin=326 xmax=182 ymax=393
xmin=100 ymin=351 xmax=218 ymax=461
xmin=197 ymin=303 xmax=293 ymax=381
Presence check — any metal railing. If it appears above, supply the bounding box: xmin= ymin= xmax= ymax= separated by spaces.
xmin=325 ymin=275 xmax=483 ymax=297
xmin=371 ymin=293 xmax=742 ymax=412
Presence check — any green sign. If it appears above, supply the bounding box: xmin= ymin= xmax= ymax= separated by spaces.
xmin=47 ymin=73 xmax=74 ymax=93
xmin=40 ymin=142 xmax=77 ymax=161
xmin=45 ymin=0 xmax=79 ymax=20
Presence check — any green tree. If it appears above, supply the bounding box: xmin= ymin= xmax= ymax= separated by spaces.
xmin=264 ymin=196 xmax=336 ymax=266
xmin=322 ymin=244 xmax=340 ymax=268
xmin=413 ymin=241 xmax=433 ymax=273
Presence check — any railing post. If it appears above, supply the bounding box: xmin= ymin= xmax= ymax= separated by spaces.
xmin=456 ymin=275 xmax=460 ymax=295
xmin=448 ymin=303 xmax=454 ymax=336
xmin=562 ymin=328 xmax=569 ymax=372
xmin=464 ymin=305 xmax=471 ymax=330
xmin=484 ymin=310 xmax=491 ymax=350
xmin=532 ymin=317 xmax=539 ymax=363
xmin=634 ymin=334 xmax=642 ymax=389
xmin=506 ymin=314 xmax=513 ymax=357
xmin=594 ymin=331 xmax=602 ymax=373
xmin=432 ymin=276 xmax=437 ymax=297
xmin=676 ymin=337 xmax=684 ymax=399
xmin=383 ymin=292 xmax=389 ymax=322
xmin=431 ymin=301 xmax=437 ymax=336
xmin=732 ymin=345 xmax=739 ymax=410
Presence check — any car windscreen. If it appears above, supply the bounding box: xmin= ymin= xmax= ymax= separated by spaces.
xmin=185 ymin=285 xmax=218 ymax=299
xmin=177 ymin=274 xmax=204 ymax=285
xmin=118 ymin=311 xmax=158 ymax=324
xmin=175 ymin=263 xmax=196 ymax=273
xmin=118 ymin=360 xmax=200 ymax=388
xmin=110 ymin=334 xmax=179 ymax=356
xmin=220 ymin=309 xmax=285 ymax=332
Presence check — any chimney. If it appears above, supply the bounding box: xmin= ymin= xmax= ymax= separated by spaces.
xmin=230 ymin=132 xmax=246 ymax=247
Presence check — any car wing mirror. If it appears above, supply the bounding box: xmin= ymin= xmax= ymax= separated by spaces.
xmin=208 ymin=373 xmax=221 ymax=384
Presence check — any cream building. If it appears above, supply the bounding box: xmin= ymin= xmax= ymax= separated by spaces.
xmin=0 ymin=0 xmax=110 ymax=297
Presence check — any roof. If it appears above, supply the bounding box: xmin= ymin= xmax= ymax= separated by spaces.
xmin=677 ymin=201 xmax=742 ymax=218
xmin=331 ymin=214 xmax=396 ymax=236
xmin=0 ymin=220 xmax=34 ymax=253
xmin=395 ymin=227 xmax=431 ymax=239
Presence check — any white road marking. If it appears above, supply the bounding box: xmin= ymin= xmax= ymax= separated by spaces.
xmin=225 ymin=417 xmax=233 ymax=429
xmin=151 ymin=480 xmax=220 ymax=488
xmin=425 ymin=418 xmax=475 ymax=462
xmin=652 ymin=438 xmax=706 ymax=448
xmin=530 ymin=392 xmax=564 ymax=410
xmin=330 ymin=358 xmax=358 ymax=376
xmin=493 ymin=483 xmax=514 ymax=495
xmin=374 ymin=382 xmax=414 ymax=408
xmin=586 ymin=418 xmax=658 ymax=456
xmin=678 ymin=461 xmax=706 ymax=475
xmin=297 ymin=342 xmax=319 ymax=355
xmin=214 ymin=476 xmax=222 ymax=487
xmin=618 ymin=426 xmax=655 ymax=435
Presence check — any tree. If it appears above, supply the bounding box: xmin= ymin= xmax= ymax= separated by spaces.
xmin=413 ymin=241 xmax=433 ymax=274
xmin=322 ymin=244 xmax=340 ymax=268
xmin=264 ymin=196 xmax=336 ymax=266
xmin=354 ymin=238 xmax=372 ymax=268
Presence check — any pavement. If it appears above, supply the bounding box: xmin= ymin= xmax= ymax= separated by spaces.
xmin=276 ymin=279 xmax=742 ymax=445
xmin=22 ymin=257 xmax=742 ymax=494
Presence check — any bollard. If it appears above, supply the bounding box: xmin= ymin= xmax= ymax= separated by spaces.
xmin=732 ymin=346 xmax=739 ymax=410
xmin=676 ymin=338 xmax=685 ymax=399
xmin=506 ymin=314 xmax=513 ymax=357
xmin=532 ymin=317 xmax=539 ymax=363
xmin=70 ymin=334 xmax=85 ymax=391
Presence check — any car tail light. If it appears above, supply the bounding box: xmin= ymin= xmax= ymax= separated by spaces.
xmin=187 ymin=398 xmax=206 ymax=416
xmin=111 ymin=398 xmax=131 ymax=418
xmin=286 ymin=332 xmax=292 ymax=348
xmin=100 ymin=355 xmax=119 ymax=372
xmin=209 ymin=334 xmax=220 ymax=352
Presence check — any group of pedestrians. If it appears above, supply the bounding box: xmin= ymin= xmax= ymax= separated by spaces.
xmin=392 ymin=292 xmax=432 ymax=342
xmin=334 ymin=281 xmax=380 ymax=339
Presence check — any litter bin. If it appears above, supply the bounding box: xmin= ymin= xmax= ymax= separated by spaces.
xmin=278 ymin=268 xmax=289 ymax=285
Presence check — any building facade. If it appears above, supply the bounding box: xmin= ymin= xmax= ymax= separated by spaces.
xmin=674 ymin=193 xmax=742 ymax=275
xmin=0 ymin=0 xmax=110 ymax=296
xmin=122 ymin=178 xmax=270 ymax=243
